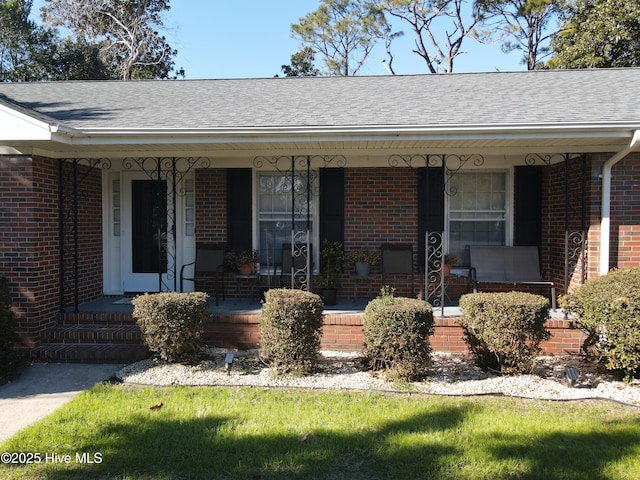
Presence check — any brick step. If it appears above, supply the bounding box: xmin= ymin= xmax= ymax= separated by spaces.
xmin=61 ymin=311 xmax=136 ymax=326
xmin=29 ymin=343 xmax=149 ymax=364
xmin=42 ymin=325 xmax=143 ymax=345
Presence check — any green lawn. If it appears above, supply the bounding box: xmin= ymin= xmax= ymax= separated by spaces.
xmin=1 ymin=383 xmax=639 ymax=479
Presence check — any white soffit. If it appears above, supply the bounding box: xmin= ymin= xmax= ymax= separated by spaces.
xmin=0 ymin=105 xmax=54 ymax=141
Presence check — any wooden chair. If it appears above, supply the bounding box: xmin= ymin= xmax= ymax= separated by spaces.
xmin=381 ymin=243 xmax=416 ymax=297
xmin=180 ymin=244 xmax=226 ymax=306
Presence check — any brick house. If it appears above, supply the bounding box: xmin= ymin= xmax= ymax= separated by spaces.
xmin=1 ymin=68 xmax=640 ymax=361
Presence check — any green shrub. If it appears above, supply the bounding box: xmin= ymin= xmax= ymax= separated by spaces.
xmin=458 ymin=292 xmax=550 ymax=375
xmin=560 ymin=267 xmax=640 ymax=380
xmin=0 ymin=273 xmax=21 ymax=384
xmin=259 ymin=288 xmax=324 ymax=375
xmin=363 ymin=287 xmax=434 ymax=381
xmin=132 ymin=292 xmax=209 ymax=363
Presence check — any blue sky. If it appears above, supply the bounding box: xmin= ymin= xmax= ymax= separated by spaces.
xmin=32 ymin=0 xmax=525 ymax=79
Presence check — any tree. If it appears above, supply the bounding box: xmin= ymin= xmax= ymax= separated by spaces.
xmin=548 ymin=0 xmax=640 ymax=69
xmin=48 ymin=38 xmax=114 ymax=80
xmin=42 ymin=0 xmax=183 ymax=80
xmin=0 ymin=0 xmax=54 ymax=81
xmin=477 ymin=0 xmax=560 ymax=69
xmin=380 ymin=0 xmax=491 ymax=74
xmin=291 ymin=0 xmax=388 ymax=76
xmin=278 ymin=47 xmax=320 ymax=77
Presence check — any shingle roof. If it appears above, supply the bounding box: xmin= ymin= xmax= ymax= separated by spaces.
xmin=1 ymin=68 xmax=639 ymax=132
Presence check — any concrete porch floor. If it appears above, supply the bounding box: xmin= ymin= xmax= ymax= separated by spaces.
xmin=65 ymin=295 xmax=567 ymax=319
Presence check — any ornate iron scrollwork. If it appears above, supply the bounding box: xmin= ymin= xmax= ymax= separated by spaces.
xmin=253 ymin=155 xmax=347 ymax=291
xmin=426 ymin=231 xmax=445 ymax=315
xmin=122 ymin=157 xmax=204 ymax=292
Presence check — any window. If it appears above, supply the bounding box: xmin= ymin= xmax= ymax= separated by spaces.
xmin=184 ymin=179 xmax=194 ymax=236
xmin=257 ymin=172 xmax=315 ymax=269
xmin=448 ymin=172 xmax=507 ymax=266
xmin=112 ymin=178 xmax=121 ymax=236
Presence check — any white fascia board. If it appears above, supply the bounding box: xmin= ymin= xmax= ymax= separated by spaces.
xmin=0 ymin=105 xmax=59 ymax=141
xmin=56 ymin=122 xmax=640 ymax=146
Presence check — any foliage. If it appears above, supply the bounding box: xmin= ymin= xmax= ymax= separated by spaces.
xmin=291 ymin=0 xmax=389 ymax=75
xmin=547 ymin=0 xmax=640 ymax=69
xmin=363 ymin=287 xmax=434 ymax=381
xmin=47 ymin=36 xmax=114 ymax=79
xmin=444 ymin=254 xmax=459 ymax=265
xmin=42 ymin=0 xmax=184 ymax=79
xmin=317 ymin=240 xmax=345 ymax=288
xmin=560 ymin=267 xmax=640 ymax=380
xmin=225 ymin=249 xmax=258 ymax=272
xmin=0 ymin=272 xmax=21 ymax=384
xmin=0 ymin=0 xmax=55 ymax=81
xmin=477 ymin=0 xmax=560 ymax=69
xmin=132 ymin=292 xmax=209 ymax=363
xmin=278 ymin=46 xmax=320 ymax=77
xmin=380 ymin=0 xmax=491 ymax=73
xmin=259 ymin=288 xmax=324 ymax=375
xmin=346 ymin=249 xmax=379 ymax=265
xmin=458 ymin=291 xmax=550 ymax=374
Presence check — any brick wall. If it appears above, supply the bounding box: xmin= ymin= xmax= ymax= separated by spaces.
xmin=609 ymin=154 xmax=640 ymax=268
xmin=195 ymin=168 xmax=227 ymax=243
xmin=540 ymin=156 xmax=595 ymax=295
xmin=342 ymin=167 xmax=418 ymax=298
xmin=203 ymin=311 xmax=583 ymax=355
xmin=0 ymin=156 xmax=103 ymax=350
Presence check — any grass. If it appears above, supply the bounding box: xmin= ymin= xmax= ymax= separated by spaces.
xmin=1 ymin=384 xmax=639 ymax=479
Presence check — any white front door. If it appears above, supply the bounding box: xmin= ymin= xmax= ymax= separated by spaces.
xmin=121 ymin=172 xmax=168 ymax=292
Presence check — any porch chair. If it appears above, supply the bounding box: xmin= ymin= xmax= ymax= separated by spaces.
xmin=180 ymin=243 xmax=226 ymax=306
xmin=381 ymin=243 xmax=416 ymax=297
xmin=278 ymin=243 xmax=313 ymax=288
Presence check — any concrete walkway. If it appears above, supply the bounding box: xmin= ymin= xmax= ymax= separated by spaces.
xmin=0 ymin=363 xmax=125 ymax=443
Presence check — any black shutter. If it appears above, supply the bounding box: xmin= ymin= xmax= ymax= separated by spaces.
xmin=319 ymin=168 xmax=344 ymax=245
xmin=418 ymin=167 xmax=444 ymax=267
xmin=227 ymin=168 xmax=252 ymax=251
xmin=514 ymin=166 xmax=542 ymax=248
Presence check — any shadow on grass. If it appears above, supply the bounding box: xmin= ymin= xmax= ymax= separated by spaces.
xmin=6 ymin=388 xmax=640 ymax=480
xmin=483 ymin=417 xmax=640 ymax=480
xmin=30 ymin=402 xmax=467 ymax=479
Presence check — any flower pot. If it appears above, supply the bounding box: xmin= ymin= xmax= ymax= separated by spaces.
xmin=444 ymin=264 xmax=452 ymax=277
xmin=320 ymin=288 xmax=337 ymax=306
xmin=355 ymin=262 xmax=371 ymax=277
xmin=239 ymin=263 xmax=253 ymax=275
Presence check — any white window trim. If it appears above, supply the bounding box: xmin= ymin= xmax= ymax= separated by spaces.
xmin=444 ymin=168 xmax=512 ymax=258
xmin=253 ymin=170 xmax=320 ymax=274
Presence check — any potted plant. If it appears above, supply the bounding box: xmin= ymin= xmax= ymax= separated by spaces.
xmin=225 ymin=249 xmax=259 ymax=275
xmin=443 ymin=254 xmax=459 ymax=277
xmin=347 ymin=249 xmax=379 ymax=277
xmin=316 ymin=240 xmax=344 ymax=306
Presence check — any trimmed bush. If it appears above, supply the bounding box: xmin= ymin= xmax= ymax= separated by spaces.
xmin=459 ymin=292 xmax=550 ymax=375
xmin=0 ymin=273 xmax=21 ymax=384
xmin=132 ymin=292 xmax=209 ymax=363
xmin=560 ymin=267 xmax=640 ymax=380
xmin=363 ymin=287 xmax=434 ymax=381
xmin=259 ymin=288 xmax=324 ymax=375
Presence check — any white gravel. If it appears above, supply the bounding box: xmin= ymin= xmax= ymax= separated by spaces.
xmin=117 ymin=349 xmax=640 ymax=407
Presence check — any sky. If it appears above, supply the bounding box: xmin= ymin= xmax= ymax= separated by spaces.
xmin=31 ymin=0 xmax=525 ymax=80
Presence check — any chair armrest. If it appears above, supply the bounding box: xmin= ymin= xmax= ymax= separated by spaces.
xmin=180 ymin=261 xmax=195 ymax=279
xmin=468 ymin=267 xmax=478 ymax=292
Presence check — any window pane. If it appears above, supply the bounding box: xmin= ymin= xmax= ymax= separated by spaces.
xmin=258 ymin=172 xmax=315 ymax=270
xmin=448 ymin=172 xmax=506 ymax=266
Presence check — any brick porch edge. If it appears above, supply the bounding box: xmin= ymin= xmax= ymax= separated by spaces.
xmin=207 ymin=312 xmax=585 ymax=356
